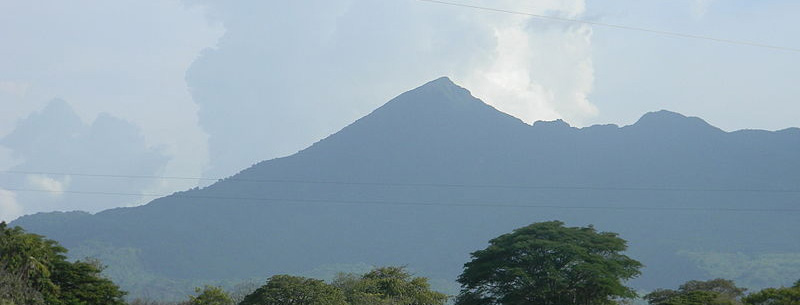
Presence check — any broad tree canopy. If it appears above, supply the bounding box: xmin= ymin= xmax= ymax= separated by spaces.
xmin=455 ymin=221 xmax=642 ymax=305
xmin=332 ymin=266 xmax=448 ymax=305
xmin=239 ymin=275 xmax=346 ymax=305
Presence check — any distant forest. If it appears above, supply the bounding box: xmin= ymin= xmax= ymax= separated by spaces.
xmin=2 ymin=221 xmax=798 ymax=305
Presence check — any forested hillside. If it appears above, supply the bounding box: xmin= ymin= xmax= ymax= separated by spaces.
xmin=12 ymin=78 xmax=800 ymax=300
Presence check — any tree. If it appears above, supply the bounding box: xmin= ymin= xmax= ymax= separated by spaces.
xmin=229 ymin=281 xmax=261 ymax=304
xmin=49 ymin=259 xmax=126 ymax=305
xmin=743 ymin=280 xmax=800 ymax=305
xmin=239 ymin=275 xmax=347 ymax=305
xmin=188 ymin=286 xmax=233 ymax=305
xmin=0 ymin=222 xmax=65 ymax=304
xmin=644 ymin=289 xmax=682 ymax=305
xmin=1 ymin=263 xmax=44 ymax=305
xmin=679 ymin=279 xmax=746 ymax=300
xmin=332 ymin=266 xmax=448 ymax=305
xmin=644 ymin=278 xmax=746 ymax=305
xmin=649 ymin=290 xmax=733 ymax=305
xmin=454 ymin=221 xmax=642 ymax=305
xmin=0 ymin=222 xmax=126 ymax=305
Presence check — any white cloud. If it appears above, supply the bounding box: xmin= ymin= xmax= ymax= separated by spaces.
xmin=186 ymin=0 xmax=596 ymax=178
xmin=462 ymin=9 xmax=597 ymax=125
xmin=0 ymin=0 xmax=221 ymax=191
xmin=1 ymin=99 xmax=169 ymax=214
xmin=26 ymin=174 xmax=70 ymax=197
xmin=0 ymin=188 xmax=23 ymax=222
xmin=420 ymin=0 xmax=598 ymax=125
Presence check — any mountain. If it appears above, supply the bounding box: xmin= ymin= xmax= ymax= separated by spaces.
xmin=12 ymin=77 xmax=800 ymax=299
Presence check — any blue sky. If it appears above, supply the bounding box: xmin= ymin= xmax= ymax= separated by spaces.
xmin=0 ymin=0 xmax=798 ymax=221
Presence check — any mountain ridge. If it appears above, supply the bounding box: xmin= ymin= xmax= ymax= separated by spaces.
xmin=11 ymin=77 xmax=800 ymax=300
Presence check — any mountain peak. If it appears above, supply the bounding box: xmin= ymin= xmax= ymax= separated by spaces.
xmin=292 ymin=77 xmax=526 ymax=158
xmin=632 ymin=110 xmax=721 ymax=133
xmin=368 ymin=76 xmax=515 ymax=122
xmin=424 ymin=76 xmax=456 ymax=87
xmin=638 ymin=110 xmax=688 ymax=122
xmin=404 ymin=76 xmax=470 ymax=104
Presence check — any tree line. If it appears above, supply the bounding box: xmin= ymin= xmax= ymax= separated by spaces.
xmin=2 ymin=221 xmax=798 ymax=305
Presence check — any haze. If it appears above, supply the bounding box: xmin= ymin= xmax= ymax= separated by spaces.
xmin=1 ymin=0 xmax=798 ymax=225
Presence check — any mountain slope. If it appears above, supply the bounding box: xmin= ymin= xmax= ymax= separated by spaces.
xmin=12 ymin=77 xmax=800 ymax=299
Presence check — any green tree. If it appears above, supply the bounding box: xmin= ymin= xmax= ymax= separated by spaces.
xmin=332 ymin=266 xmax=448 ymax=305
xmin=229 ymin=281 xmax=260 ymax=304
xmin=645 ymin=289 xmax=682 ymax=305
xmin=743 ymin=280 xmax=800 ymax=305
xmin=454 ymin=221 xmax=642 ymax=305
xmin=645 ymin=278 xmax=746 ymax=305
xmin=239 ymin=275 xmax=346 ymax=305
xmin=680 ymin=279 xmax=746 ymax=300
xmin=0 ymin=222 xmax=64 ymax=304
xmin=0 ymin=222 xmax=126 ymax=305
xmin=674 ymin=291 xmax=731 ymax=305
xmin=1 ymin=263 xmax=44 ymax=305
xmin=188 ymin=285 xmax=233 ymax=305
xmin=50 ymin=259 xmax=126 ymax=305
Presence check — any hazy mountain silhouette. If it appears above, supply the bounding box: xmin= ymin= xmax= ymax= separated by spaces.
xmin=12 ymin=77 xmax=800 ymax=298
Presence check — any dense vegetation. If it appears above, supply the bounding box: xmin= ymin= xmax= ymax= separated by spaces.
xmin=643 ymin=278 xmax=800 ymax=305
xmin=644 ymin=278 xmax=747 ymax=305
xmin=0 ymin=222 xmax=126 ymax=305
xmin=2 ymin=220 xmax=797 ymax=305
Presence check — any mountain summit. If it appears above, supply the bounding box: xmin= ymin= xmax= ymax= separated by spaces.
xmin=326 ymin=76 xmax=525 ymax=140
xmin=632 ymin=110 xmax=722 ymax=134
xmin=12 ymin=78 xmax=800 ymax=300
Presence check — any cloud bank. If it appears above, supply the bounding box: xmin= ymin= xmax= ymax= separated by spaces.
xmin=0 ymin=0 xmax=221 ymax=203
xmin=0 ymin=99 xmax=169 ymax=221
xmin=0 ymin=188 xmax=22 ymax=222
xmin=186 ymin=0 xmax=595 ymax=178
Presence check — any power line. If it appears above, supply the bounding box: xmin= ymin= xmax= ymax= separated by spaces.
xmin=1 ymin=170 xmax=215 ymax=181
xmin=2 ymin=170 xmax=799 ymax=193
xmin=4 ymin=187 xmax=798 ymax=213
xmin=417 ymin=0 xmax=800 ymax=53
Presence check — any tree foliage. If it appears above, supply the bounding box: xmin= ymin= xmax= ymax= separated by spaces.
xmin=332 ymin=266 xmax=448 ymax=305
xmin=742 ymin=280 xmax=800 ymax=305
xmin=188 ymin=285 xmax=233 ymax=305
xmin=0 ymin=262 xmax=44 ymax=305
xmin=454 ymin=221 xmax=642 ymax=305
xmin=645 ymin=278 xmax=746 ymax=305
xmin=0 ymin=222 xmax=126 ymax=305
xmin=228 ymin=281 xmax=261 ymax=304
xmin=239 ymin=275 xmax=347 ymax=305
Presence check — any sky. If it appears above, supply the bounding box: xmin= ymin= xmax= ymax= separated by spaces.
xmin=0 ymin=0 xmax=798 ymax=221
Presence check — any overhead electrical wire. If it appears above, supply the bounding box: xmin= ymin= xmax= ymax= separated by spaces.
xmin=2 ymin=1 xmax=798 ymax=220
xmin=416 ymin=0 xmax=800 ymax=53
xmin=3 ymin=187 xmax=798 ymax=213
xmin=1 ymin=170 xmax=798 ymax=193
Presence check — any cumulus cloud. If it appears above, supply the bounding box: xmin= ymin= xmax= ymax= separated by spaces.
xmin=0 ymin=0 xmax=221 ymax=197
xmin=0 ymin=99 xmax=169 ymax=216
xmin=463 ymin=14 xmax=596 ymax=124
xmin=0 ymin=188 xmax=23 ymax=222
xmin=185 ymin=0 xmax=595 ymax=178
xmin=26 ymin=174 xmax=70 ymax=197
